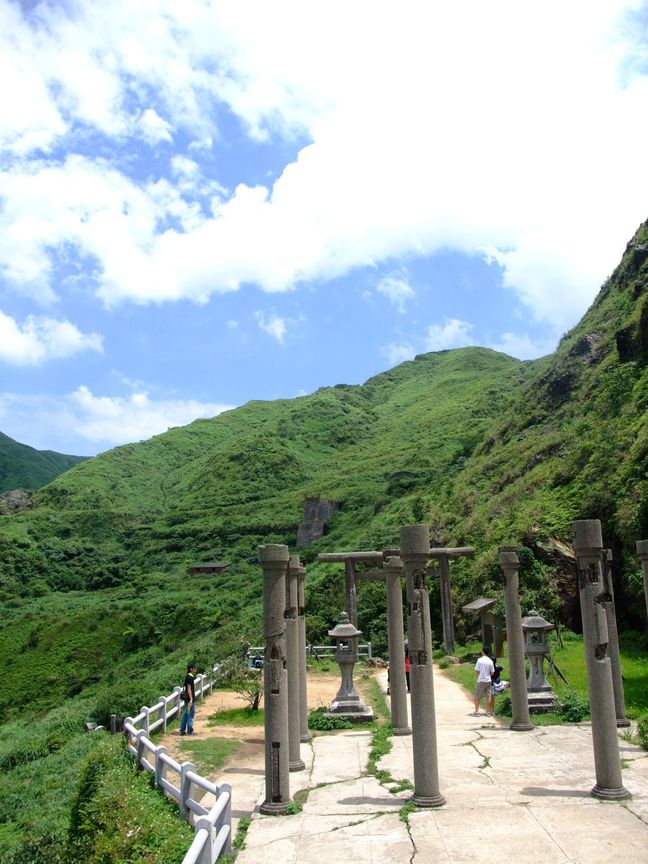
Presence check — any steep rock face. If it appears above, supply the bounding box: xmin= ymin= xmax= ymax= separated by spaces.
xmin=296 ymin=496 xmax=339 ymax=547
xmin=0 ymin=489 xmax=32 ymax=515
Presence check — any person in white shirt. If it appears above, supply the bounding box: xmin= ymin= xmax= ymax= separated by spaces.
xmin=472 ymin=646 xmax=495 ymax=716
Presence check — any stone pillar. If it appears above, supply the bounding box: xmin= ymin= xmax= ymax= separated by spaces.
xmin=498 ymin=547 xmax=534 ymax=731
xmin=401 ymin=524 xmax=445 ymax=808
xmin=601 ymin=550 xmax=630 ymax=728
xmin=572 ymin=521 xmax=629 ymax=800
xmin=296 ymin=560 xmax=311 ymax=743
xmin=258 ymin=544 xmax=292 ymax=814
xmin=384 ymin=556 xmax=411 ymax=736
xmin=636 ymin=539 xmax=648 ymax=635
xmin=345 ymin=559 xmax=358 ymax=627
xmin=438 ymin=555 xmax=455 ymax=654
xmin=287 ymin=556 xmax=306 ymax=770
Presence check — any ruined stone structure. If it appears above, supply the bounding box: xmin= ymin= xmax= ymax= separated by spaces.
xmin=401 ymin=524 xmax=445 ymax=808
xmin=296 ymin=495 xmax=338 ymax=548
xmin=431 ymin=547 xmax=473 ymax=655
xmin=258 ymin=544 xmax=292 ymax=814
xmin=499 ymin=547 xmax=534 ymax=732
xmin=601 ymin=550 xmax=630 ymax=727
xmin=287 ymin=556 xmax=306 ymax=770
xmin=318 ymin=550 xmax=384 ymax=627
xmin=296 ymin=559 xmax=311 ymax=743
xmin=572 ymin=520 xmax=630 ymax=800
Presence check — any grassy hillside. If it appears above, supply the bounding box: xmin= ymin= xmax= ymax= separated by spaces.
xmin=0 ymin=431 xmax=86 ymax=493
xmin=1 ymin=219 xmax=648 ymax=862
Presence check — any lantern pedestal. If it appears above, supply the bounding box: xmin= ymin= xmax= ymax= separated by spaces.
xmin=326 ymin=613 xmax=374 ymax=724
xmin=522 ymin=610 xmax=558 ymax=714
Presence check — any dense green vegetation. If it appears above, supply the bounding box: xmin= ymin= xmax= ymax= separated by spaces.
xmin=0 ymin=220 xmax=647 ymax=860
xmin=0 ymin=431 xmax=85 ymax=494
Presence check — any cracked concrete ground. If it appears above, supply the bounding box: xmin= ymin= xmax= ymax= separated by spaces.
xmin=233 ymin=668 xmax=648 ymax=864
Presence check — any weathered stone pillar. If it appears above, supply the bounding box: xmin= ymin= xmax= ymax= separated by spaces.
xmin=384 ymin=556 xmax=411 ymax=736
xmin=438 ymin=555 xmax=455 ymax=654
xmin=601 ymin=550 xmax=629 ymax=727
xmin=499 ymin=547 xmax=534 ymax=731
xmin=636 ymin=539 xmax=648 ymax=635
xmin=401 ymin=524 xmax=445 ymax=808
xmin=287 ymin=556 xmax=306 ymax=770
xmin=296 ymin=559 xmax=311 ymax=743
xmin=344 ymin=559 xmax=358 ymax=627
xmin=258 ymin=544 xmax=292 ymax=814
xmin=572 ymin=521 xmax=629 ymax=800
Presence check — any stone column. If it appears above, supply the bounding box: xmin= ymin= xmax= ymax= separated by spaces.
xmin=572 ymin=521 xmax=629 ymax=800
xmin=258 ymin=544 xmax=292 ymax=814
xmin=401 ymin=524 xmax=445 ymax=808
xmin=438 ymin=555 xmax=455 ymax=654
xmin=345 ymin=559 xmax=358 ymax=627
xmin=287 ymin=556 xmax=306 ymax=770
xmin=601 ymin=550 xmax=630 ymax=727
xmin=636 ymin=540 xmax=648 ymax=634
xmin=499 ymin=547 xmax=534 ymax=731
xmin=296 ymin=560 xmax=311 ymax=743
xmin=384 ymin=556 xmax=411 ymax=736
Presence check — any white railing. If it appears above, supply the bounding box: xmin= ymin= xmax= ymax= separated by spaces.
xmin=124 ymin=669 xmax=232 ymax=864
xmin=248 ymin=642 xmax=373 ymax=661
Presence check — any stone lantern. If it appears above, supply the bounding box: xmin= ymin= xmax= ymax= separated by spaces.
xmin=326 ymin=612 xmax=373 ymax=723
xmin=521 ymin=610 xmax=558 ymax=712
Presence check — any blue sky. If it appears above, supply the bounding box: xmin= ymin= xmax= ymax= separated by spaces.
xmin=1 ymin=1 xmax=648 ymax=456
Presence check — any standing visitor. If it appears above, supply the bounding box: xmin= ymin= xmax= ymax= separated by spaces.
xmin=472 ymin=647 xmax=494 ymax=716
xmin=180 ymin=662 xmax=197 ymax=735
xmin=405 ymin=645 xmax=411 ymax=692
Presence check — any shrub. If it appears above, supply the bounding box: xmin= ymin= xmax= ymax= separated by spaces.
xmin=308 ymin=708 xmax=352 ymax=730
xmin=496 ymin=695 xmax=513 ymax=717
xmin=557 ymin=690 xmax=589 ymax=723
xmin=637 ymin=713 xmax=648 ymax=751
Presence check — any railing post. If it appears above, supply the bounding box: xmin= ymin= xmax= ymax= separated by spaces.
xmin=160 ymin=696 xmax=168 ymax=733
xmin=136 ymin=729 xmax=147 ymax=770
xmin=367 ymin=641 xmax=372 ymax=661
xmin=110 ymin=714 xmax=117 ymax=734
xmin=219 ymin=783 xmax=233 ymax=856
xmin=195 ymin=815 xmax=214 ymax=864
xmin=141 ymin=706 xmax=150 ymax=734
xmin=154 ymin=745 xmax=167 ymax=788
xmin=180 ymin=762 xmax=195 ymax=821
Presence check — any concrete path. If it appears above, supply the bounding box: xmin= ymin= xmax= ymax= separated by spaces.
xmin=235 ymin=668 xmax=648 ymax=864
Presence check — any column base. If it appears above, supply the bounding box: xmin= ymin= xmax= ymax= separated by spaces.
xmin=411 ymin=792 xmax=446 ymax=809
xmin=591 ymin=784 xmax=631 ymax=801
xmin=616 ymin=718 xmax=631 ymax=728
xmin=260 ymin=800 xmax=291 ymax=815
xmin=393 ymin=725 xmax=412 ymax=736
xmin=289 ymin=759 xmax=306 ymax=772
xmin=300 ymin=733 xmax=312 ymax=743
xmin=510 ymin=720 xmax=535 ymax=731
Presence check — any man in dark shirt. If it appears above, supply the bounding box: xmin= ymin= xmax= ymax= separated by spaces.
xmin=180 ymin=662 xmax=197 ymax=735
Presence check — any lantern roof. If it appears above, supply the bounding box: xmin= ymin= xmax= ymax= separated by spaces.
xmin=328 ymin=611 xmax=362 ymax=639
xmin=521 ymin=609 xmax=554 ymax=632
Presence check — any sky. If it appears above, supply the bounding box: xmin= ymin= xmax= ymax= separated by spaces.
xmin=1 ymin=1 xmax=648 ymax=456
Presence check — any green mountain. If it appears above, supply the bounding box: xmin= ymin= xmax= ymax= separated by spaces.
xmin=0 ymin=431 xmax=86 ymax=493
xmin=1 ymin=218 xmax=647 ymax=863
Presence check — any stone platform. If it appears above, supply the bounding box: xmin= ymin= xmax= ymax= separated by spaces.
xmin=234 ymin=668 xmax=648 ymax=863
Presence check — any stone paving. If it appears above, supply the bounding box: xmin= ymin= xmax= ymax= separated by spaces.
xmin=235 ymin=669 xmax=648 ymax=864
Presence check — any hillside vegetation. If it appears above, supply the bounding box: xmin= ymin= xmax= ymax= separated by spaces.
xmin=0 ymin=431 xmax=86 ymax=494
xmin=1 ymin=219 xmax=647 ymax=862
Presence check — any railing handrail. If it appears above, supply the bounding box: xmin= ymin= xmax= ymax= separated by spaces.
xmin=123 ymin=667 xmax=231 ymax=863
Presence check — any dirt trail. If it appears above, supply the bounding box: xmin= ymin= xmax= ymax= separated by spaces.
xmin=158 ymin=673 xmax=342 ymax=829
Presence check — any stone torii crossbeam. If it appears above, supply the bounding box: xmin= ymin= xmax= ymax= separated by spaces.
xmin=317 ymin=550 xmax=385 ymax=627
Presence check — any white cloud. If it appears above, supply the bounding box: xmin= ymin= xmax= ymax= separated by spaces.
xmin=380 ymin=342 xmax=416 ymax=366
xmin=0 ymin=310 xmax=103 ymax=365
xmin=487 ymin=331 xmax=557 ymax=361
xmin=226 ymin=319 xmax=239 ymax=329
xmin=255 ymin=311 xmax=288 ymax=344
xmin=0 ymin=387 xmax=235 ymax=452
xmin=425 ymin=318 xmax=476 ymax=352
xmin=1 ymin=1 xmax=648 ymax=332
xmin=376 ymin=274 xmax=415 ymax=314
xmin=137 ymin=108 xmax=173 ymax=144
